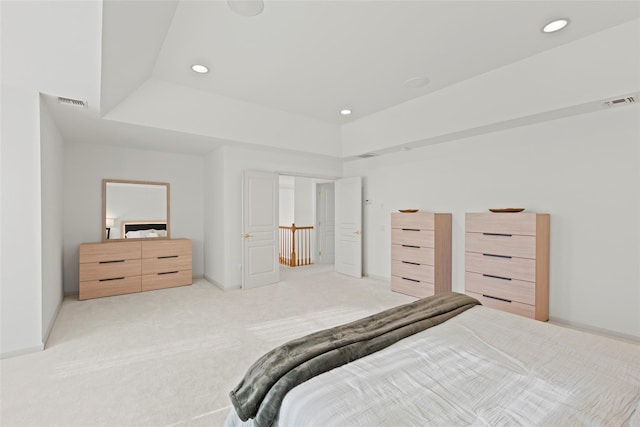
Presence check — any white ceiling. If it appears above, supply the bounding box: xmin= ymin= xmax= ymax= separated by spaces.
xmin=23 ymin=0 xmax=640 ymax=156
xmin=147 ymin=0 xmax=639 ymax=124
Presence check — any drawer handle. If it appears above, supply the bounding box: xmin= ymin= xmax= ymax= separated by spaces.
xmin=158 ymin=255 xmax=178 ymax=259
xmin=401 ymin=228 xmax=420 ymax=232
xmin=99 ymin=277 xmax=125 ymax=282
xmin=402 ymin=261 xmax=420 ymax=265
xmin=158 ymin=271 xmax=179 ymax=275
xmin=482 ymin=233 xmax=512 ymax=237
xmin=401 ymin=277 xmax=420 ymax=283
xmin=482 ymin=294 xmax=512 ymax=303
xmin=482 ymin=273 xmax=512 ymax=281
xmin=99 ymin=260 xmax=125 ymax=264
xmin=401 ymin=245 xmax=420 ymax=248
xmin=482 ymin=253 xmax=512 ymax=259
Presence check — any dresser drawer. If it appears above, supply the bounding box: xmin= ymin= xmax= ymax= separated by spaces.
xmin=391 ymin=244 xmax=434 ymax=264
xmin=466 ymin=291 xmax=535 ymax=319
xmin=465 ymin=232 xmax=536 ymax=259
xmin=391 ymin=212 xmax=434 ymax=230
xmin=141 ymin=254 xmax=192 ymax=275
xmin=141 ymin=239 xmax=191 ymax=258
xmin=141 ymin=269 xmax=192 ymax=291
xmin=391 ymin=260 xmax=434 ymax=283
xmin=80 ymin=241 xmax=141 ymax=263
xmin=391 ymin=276 xmax=434 ymax=299
xmin=391 ymin=228 xmax=434 ymax=247
xmin=79 ymin=276 xmax=141 ymax=300
xmin=80 ymin=259 xmax=141 ymax=282
xmin=465 ymin=252 xmax=536 ymax=282
xmin=465 ymin=272 xmax=535 ymax=305
xmin=466 ymin=213 xmax=537 ymax=236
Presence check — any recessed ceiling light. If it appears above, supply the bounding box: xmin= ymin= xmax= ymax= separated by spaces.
xmin=340 ymin=109 xmax=352 ymax=116
xmin=542 ymin=19 xmax=569 ymax=33
xmin=227 ymin=0 xmax=264 ymax=17
xmin=404 ymin=77 xmax=430 ymax=88
xmin=191 ymin=64 xmax=209 ymax=74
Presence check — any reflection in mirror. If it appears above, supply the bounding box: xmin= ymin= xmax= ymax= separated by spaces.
xmin=102 ymin=179 xmax=170 ymax=241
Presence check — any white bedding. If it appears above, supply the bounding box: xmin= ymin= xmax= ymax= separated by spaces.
xmin=226 ymin=306 xmax=640 ymax=426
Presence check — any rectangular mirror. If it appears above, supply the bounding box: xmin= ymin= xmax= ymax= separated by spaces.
xmin=102 ymin=179 xmax=170 ymax=241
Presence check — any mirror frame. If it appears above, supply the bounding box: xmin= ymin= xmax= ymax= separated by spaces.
xmin=102 ymin=179 xmax=171 ymax=242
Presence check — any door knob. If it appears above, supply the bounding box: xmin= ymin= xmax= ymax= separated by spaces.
xmin=243 ymin=233 xmax=253 ymax=238
xmin=353 ymin=230 xmax=361 ymax=235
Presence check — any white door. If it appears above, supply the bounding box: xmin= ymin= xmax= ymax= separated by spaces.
xmin=242 ymin=171 xmax=279 ymax=289
xmin=335 ymin=176 xmax=362 ymax=278
xmin=316 ymin=183 xmax=335 ymax=264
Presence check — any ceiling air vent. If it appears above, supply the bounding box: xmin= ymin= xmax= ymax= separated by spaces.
xmin=604 ymin=96 xmax=636 ymax=107
xmin=58 ymin=97 xmax=88 ymax=108
xmin=357 ymin=153 xmax=377 ymax=159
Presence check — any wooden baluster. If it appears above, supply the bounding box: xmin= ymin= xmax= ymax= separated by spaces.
xmin=290 ymin=223 xmax=296 ymax=267
xmin=306 ymin=229 xmax=310 ymax=265
xmin=280 ymin=228 xmax=284 ymax=265
xmin=304 ymin=229 xmax=308 ymax=265
xmin=288 ymin=227 xmax=291 ymax=266
xmin=279 ymin=228 xmax=281 ymax=265
xmin=308 ymin=229 xmax=311 ymax=265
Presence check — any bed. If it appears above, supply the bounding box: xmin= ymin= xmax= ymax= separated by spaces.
xmin=121 ymin=220 xmax=167 ymax=239
xmin=225 ymin=293 xmax=640 ymax=427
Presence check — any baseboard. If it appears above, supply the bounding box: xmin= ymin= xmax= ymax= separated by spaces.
xmin=203 ymin=275 xmax=241 ymax=291
xmin=548 ymin=316 xmax=640 ymax=343
xmin=192 ymin=274 xmax=204 ymax=280
xmin=1 ymin=343 xmax=45 ymax=360
xmin=365 ymin=274 xmax=389 ymax=282
xmin=42 ymin=294 xmax=64 ymax=348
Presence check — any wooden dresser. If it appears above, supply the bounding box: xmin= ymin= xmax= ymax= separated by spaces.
xmin=79 ymin=238 xmax=192 ymax=300
xmin=465 ymin=213 xmax=549 ymax=321
xmin=390 ymin=212 xmax=452 ymax=298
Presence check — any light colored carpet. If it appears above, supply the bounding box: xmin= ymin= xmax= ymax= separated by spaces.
xmin=1 ymin=264 xmax=414 ymax=427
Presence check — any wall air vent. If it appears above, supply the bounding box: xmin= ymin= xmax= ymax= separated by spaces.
xmin=357 ymin=153 xmax=377 ymax=159
xmin=604 ymin=96 xmax=636 ymax=107
xmin=58 ymin=97 xmax=87 ymax=108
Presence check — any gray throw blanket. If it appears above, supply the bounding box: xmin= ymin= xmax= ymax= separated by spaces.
xmin=229 ymin=292 xmax=480 ymax=427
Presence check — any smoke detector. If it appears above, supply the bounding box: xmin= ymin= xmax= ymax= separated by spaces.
xmin=58 ymin=97 xmax=88 ymax=108
xmin=604 ymin=96 xmax=636 ymax=107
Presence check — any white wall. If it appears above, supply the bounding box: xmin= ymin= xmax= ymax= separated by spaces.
xmin=204 ymin=147 xmax=226 ymax=287
xmin=344 ymin=106 xmax=640 ymax=338
xmin=39 ymin=98 xmax=64 ymax=345
xmin=279 ymin=175 xmax=295 ymax=226
xmin=210 ymin=146 xmax=342 ymax=289
xmin=63 ymin=142 xmax=205 ymax=293
xmin=1 ymin=0 xmax=102 ymax=357
xmin=294 ymin=177 xmax=314 ymax=226
xmin=0 ymin=86 xmax=44 ymax=357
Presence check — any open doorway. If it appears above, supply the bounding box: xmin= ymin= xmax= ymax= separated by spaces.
xmin=242 ymin=171 xmax=360 ymax=288
xmin=278 ymin=176 xmax=335 ymax=268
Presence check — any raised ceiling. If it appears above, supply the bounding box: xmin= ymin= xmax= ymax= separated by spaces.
xmin=146 ymin=0 xmax=639 ymax=124
xmin=30 ymin=1 xmax=640 ymax=156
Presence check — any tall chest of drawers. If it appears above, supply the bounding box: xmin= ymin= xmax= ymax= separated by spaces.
xmin=390 ymin=212 xmax=452 ymax=298
xmin=465 ymin=213 xmax=549 ymax=321
xmin=79 ymin=238 xmax=192 ymax=300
